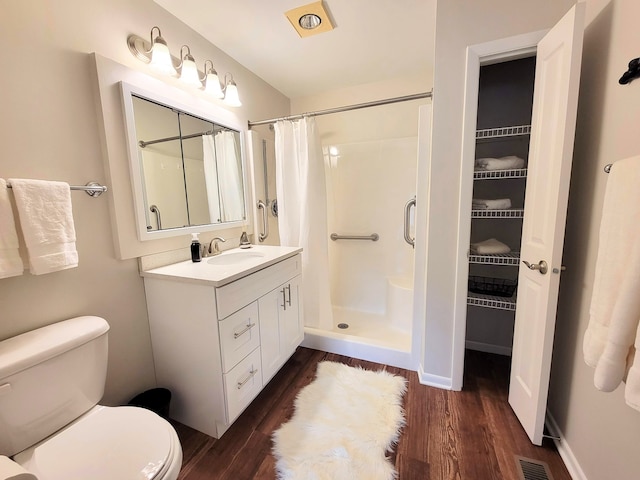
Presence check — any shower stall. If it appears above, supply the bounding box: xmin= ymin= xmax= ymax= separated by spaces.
xmin=249 ymin=94 xmax=430 ymax=370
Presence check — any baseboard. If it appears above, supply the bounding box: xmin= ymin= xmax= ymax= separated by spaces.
xmin=545 ymin=411 xmax=588 ymax=480
xmin=465 ymin=340 xmax=512 ymax=356
xmin=417 ymin=363 xmax=454 ymax=390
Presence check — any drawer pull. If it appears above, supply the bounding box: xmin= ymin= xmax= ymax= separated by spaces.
xmin=233 ymin=322 xmax=256 ymax=339
xmin=286 ymin=284 xmax=292 ymax=307
xmin=281 ymin=288 xmax=287 ymax=311
xmin=237 ymin=368 xmax=258 ymax=389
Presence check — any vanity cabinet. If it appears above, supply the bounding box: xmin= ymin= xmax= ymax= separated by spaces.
xmin=142 ymin=250 xmax=302 ymax=439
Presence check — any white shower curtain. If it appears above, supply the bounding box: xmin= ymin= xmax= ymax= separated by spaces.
xmin=203 ymin=132 xmax=244 ymax=223
xmin=275 ymin=117 xmax=333 ymax=330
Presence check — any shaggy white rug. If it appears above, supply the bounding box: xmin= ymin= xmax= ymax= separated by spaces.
xmin=272 ymin=361 xmax=407 ymax=480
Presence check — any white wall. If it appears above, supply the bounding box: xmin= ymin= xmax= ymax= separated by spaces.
xmin=0 ymin=0 xmax=288 ymax=405
xmin=548 ymin=1 xmax=640 ymax=478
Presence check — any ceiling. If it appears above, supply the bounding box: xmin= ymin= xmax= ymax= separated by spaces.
xmin=154 ymin=0 xmax=436 ymax=99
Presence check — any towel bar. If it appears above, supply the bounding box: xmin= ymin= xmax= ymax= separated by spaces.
xmin=6 ymin=181 xmax=108 ymax=197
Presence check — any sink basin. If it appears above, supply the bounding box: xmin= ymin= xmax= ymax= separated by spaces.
xmin=206 ymin=251 xmax=265 ymax=265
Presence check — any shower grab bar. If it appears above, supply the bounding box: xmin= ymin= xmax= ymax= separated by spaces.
xmin=149 ymin=204 xmax=162 ymax=230
xmin=330 ymin=233 xmax=379 ymax=241
xmin=404 ymin=196 xmax=416 ymax=248
xmin=257 ymin=200 xmax=269 ymax=242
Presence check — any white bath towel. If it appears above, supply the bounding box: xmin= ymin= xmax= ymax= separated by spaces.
xmin=583 ymin=156 xmax=640 ymax=410
xmin=472 ymin=198 xmax=512 ymax=210
xmin=0 ymin=179 xmax=24 ymax=279
xmin=475 ymin=155 xmax=526 ymax=171
xmin=470 ymin=238 xmax=511 ymax=255
xmin=9 ymin=179 xmax=78 ymax=275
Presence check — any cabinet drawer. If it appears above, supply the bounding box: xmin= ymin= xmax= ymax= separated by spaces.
xmin=223 ymin=347 xmax=263 ymax=424
xmin=216 ymin=254 xmax=301 ymax=319
xmin=219 ymin=302 xmax=260 ymax=373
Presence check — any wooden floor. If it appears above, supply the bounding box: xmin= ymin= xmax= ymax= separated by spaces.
xmin=172 ymin=347 xmax=571 ymax=479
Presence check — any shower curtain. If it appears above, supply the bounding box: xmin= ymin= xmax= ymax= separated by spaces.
xmin=275 ymin=117 xmax=333 ymax=330
xmin=203 ymin=132 xmax=244 ymax=222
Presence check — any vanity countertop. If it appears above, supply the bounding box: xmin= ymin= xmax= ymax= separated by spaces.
xmin=141 ymin=245 xmax=303 ymax=287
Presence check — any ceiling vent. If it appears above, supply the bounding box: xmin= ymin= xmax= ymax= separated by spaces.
xmin=285 ymin=1 xmax=334 ymax=38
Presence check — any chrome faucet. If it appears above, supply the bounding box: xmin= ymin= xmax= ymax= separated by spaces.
xmin=205 ymin=236 xmax=226 ymax=256
xmin=239 ymin=231 xmax=251 ymax=249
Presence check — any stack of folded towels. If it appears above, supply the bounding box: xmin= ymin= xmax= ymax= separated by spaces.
xmin=475 ymin=155 xmax=526 ymax=171
xmin=470 ymin=238 xmax=511 ymax=255
xmin=472 ymin=198 xmax=512 ymax=210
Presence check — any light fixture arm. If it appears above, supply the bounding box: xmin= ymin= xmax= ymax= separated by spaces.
xmin=177 ymin=45 xmax=194 ymax=70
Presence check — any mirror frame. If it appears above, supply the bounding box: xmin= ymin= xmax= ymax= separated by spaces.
xmin=120 ymin=81 xmax=249 ymax=241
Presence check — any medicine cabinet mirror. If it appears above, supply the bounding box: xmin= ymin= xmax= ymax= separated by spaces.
xmin=120 ymin=82 xmax=247 ymax=241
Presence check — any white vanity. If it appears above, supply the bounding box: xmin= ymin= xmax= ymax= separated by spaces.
xmin=141 ymin=245 xmax=303 ymax=438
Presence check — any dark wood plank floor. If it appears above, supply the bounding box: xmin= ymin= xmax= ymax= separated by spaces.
xmin=172 ymin=347 xmax=570 ymax=479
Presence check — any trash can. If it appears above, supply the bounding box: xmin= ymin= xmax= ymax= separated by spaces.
xmin=127 ymin=388 xmax=172 ymax=419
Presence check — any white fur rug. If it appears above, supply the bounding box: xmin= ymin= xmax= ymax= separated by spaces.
xmin=272 ymin=361 xmax=407 ymax=480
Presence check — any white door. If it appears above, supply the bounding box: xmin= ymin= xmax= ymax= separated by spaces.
xmin=508 ymin=3 xmax=585 ymax=445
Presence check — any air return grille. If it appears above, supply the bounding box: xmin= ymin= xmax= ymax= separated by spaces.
xmin=515 ymin=456 xmax=553 ymax=480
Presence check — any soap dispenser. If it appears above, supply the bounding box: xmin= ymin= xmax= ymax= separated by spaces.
xmin=190 ymin=233 xmax=202 ymax=262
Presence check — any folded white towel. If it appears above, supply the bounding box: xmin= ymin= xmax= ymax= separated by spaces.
xmin=472 ymin=198 xmax=512 ymax=210
xmin=9 ymin=179 xmax=78 ymax=275
xmin=0 ymin=179 xmax=24 ymax=279
xmin=470 ymin=238 xmax=511 ymax=255
xmin=583 ymin=156 xmax=640 ymax=411
xmin=475 ymin=155 xmax=526 ymax=171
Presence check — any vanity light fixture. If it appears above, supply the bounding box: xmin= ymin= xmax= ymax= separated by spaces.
xmin=222 ymin=74 xmax=242 ymax=107
xmin=177 ymin=45 xmax=202 ymax=87
xmin=128 ymin=26 xmax=177 ymax=76
xmin=202 ymin=60 xmax=224 ymax=98
xmin=127 ymin=26 xmax=242 ymax=106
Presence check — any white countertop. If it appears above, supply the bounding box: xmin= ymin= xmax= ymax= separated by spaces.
xmin=141 ymin=245 xmax=302 ymax=287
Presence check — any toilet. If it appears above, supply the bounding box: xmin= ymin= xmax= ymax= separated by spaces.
xmin=0 ymin=316 xmax=182 ymax=480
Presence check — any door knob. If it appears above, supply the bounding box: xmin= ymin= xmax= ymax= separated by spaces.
xmin=522 ymin=260 xmax=548 ymax=275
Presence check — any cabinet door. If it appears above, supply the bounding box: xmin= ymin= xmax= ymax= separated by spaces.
xmin=258 ymin=276 xmax=304 ymax=383
xmin=258 ymin=284 xmax=286 ymax=383
xmin=282 ymin=275 xmax=303 ymax=355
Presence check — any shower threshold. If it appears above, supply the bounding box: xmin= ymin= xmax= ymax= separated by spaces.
xmin=301 ymin=307 xmax=413 ymax=370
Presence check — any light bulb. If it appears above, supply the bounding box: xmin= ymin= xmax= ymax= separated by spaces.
xmin=149 ymin=40 xmax=176 ymax=76
xmin=223 ymin=80 xmax=241 ymax=107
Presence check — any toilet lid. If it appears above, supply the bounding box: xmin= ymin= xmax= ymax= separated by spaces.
xmin=20 ymin=406 xmax=174 ymax=480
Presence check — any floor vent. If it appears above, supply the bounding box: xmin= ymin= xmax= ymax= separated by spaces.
xmin=515 ymin=456 xmax=554 ymax=480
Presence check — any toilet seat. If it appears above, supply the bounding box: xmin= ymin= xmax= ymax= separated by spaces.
xmin=14 ymin=406 xmax=180 ymax=480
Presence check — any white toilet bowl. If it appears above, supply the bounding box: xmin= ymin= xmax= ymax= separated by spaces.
xmin=13 ymin=406 xmax=182 ymax=480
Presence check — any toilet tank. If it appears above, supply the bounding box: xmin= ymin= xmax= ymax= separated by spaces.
xmin=0 ymin=316 xmax=110 ymax=457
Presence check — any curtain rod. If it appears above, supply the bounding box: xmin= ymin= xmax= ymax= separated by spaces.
xmin=248 ymin=91 xmax=433 ymax=128
xmin=138 ymin=129 xmax=216 ymax=148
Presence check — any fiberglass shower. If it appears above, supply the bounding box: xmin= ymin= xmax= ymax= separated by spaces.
xmin=249 ymin=93 xmax=431 ymax=370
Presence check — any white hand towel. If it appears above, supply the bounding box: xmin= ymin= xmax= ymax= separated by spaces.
xmin=583 ymin=156 xmax=640 ymax=409
xmin=470 ymin=238 xmax=511 ymax=255
xmin=472 ymin=198 xmax=512 ymax=210
xmin=8 ymin=179 xmax=78 ymax=275
xmin=0 ymin=179 xmax=24 ymax=279
xmin=475 ymin=155 xmax=526 ymax=171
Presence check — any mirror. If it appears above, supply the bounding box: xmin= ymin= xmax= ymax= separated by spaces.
xmin=121 ymin=82 xmax=247 ymax=241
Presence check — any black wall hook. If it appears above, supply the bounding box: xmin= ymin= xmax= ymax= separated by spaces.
xmin=619 ymin=57 xmax=640 ymax=85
